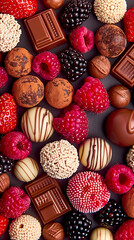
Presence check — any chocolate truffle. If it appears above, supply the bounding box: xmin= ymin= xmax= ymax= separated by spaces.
xmin=0 ymin=173 xmax=10 ymax=193
xmin=95 ymin=25 xmax=127 ymax=58
xmin=79 ymin=138 xmax=112 ymax=171
xmin=21 ymin=106 xmax=54 ymax=142
xmin=122 ymin=187 xmax=134 ymax=218
xmin=109 ymin=85 xmax=131 ymax=108
xmin=88 ymin=55 xmax=111 ymax=79
xmin=89 ymin=227 xmax=113 ymax=240
xmin=105 ymin=108 xmax=134 ymax=147
xmin=43 ymin=0 xmax=64 ymax=9
xmin=126 ymin=145 xmax=134 ymax=172
xmin=12 ymin=75 xmax=44 ymax=108
xmin=5 ymin=47 xmax=33 ymax=78
xmin=44 ymin=78 xmax=74 ymax=109
xmin=43 ymin=222 xmax=65 ymax=240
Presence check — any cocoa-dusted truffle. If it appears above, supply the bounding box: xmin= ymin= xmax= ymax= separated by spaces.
xmin=0 ymin=173 xmax=10 ymax=193
xmin=109 ymin=85 xmax=131 ymax=108
xmin=88 ymin=55 xmax=111 ymax=79
xmin=95 ymin=24 xmax=127 ymax=58
xmin=5 ymin=47 xmax=33 ymax=78
xmin=122 ymin=187 xmax=134 ymax=218
xmin=44 ymin=78 xmax=74 ymax=109
xmin=12 ymin=75 xmax=44 ymax=108
xmin=43 ymin=222 xmax=65 ymax=240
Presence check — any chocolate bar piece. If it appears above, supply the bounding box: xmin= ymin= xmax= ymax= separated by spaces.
xmin=111 ymin=44 xmax=134 ymax=88
xmin=24 ymin=9 xmax=66 ymax=52
xmin=25 ymin=174 xmax=71 ymax=224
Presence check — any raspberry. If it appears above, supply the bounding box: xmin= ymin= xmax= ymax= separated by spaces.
xmin=53 ymin=105 xmax=88 ymax=144
xmin=114 ymin=219 xmax=134 ymax=240
xmin=74 ymin=76 xmax=109 ymax=113
xmin=0 ymin=131 xmax=32 ymax=160
xmin=124 ymin=7 xmax=134 ymax=42
xmin=0 ymin=186 xmax=30 ymax=218
xmin=67 ymin=171 xmax=110 ymax=213
xmin=32 ymin=51 xmax=61 ymax=80
xmin=69 ymin=26 xmax=94 ymax=53
xmin=105 ymin=164 xmax=134 ymax=194
xmin=0 ymin=67 xmax=8 ymax=88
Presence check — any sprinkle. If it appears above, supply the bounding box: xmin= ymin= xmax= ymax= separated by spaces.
xmin=94 ymin=0 xmax=127 ymax=24
xmin=0 ymin=13 xmax=21 ymax=52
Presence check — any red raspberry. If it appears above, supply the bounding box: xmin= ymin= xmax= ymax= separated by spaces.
xmin=0 ymin=215 xmax=9 ymax=237
xmin=105 ymin=164 xmax=134 ymax=194
xmin=114 ymin=219 xmax=134 ymax=240
xmin=0 ymin=67 xmax=8 ymax=88
xmin=53 ymin=105 xmax=88 ymax=144
xmin=32 ymin=51 xmax=61 ymax=80
xmin=74 ymin=77 xmax=109 ymax=113
xmin=0 ymin=131 xmax=32 ymax=160
xmin=69 ymin=26 xmax=94 ymax=53
xmin=124 ymin=7 xmax=134 ymax=42
xmin=0 ymin=187 xmax=30 ymax=218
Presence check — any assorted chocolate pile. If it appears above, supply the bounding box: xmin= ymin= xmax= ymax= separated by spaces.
xmin=0 ymin=0 xmax=134 ymax=240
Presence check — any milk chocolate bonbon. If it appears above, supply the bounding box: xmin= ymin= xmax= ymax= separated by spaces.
xmin=24 ymin=9 xmax=66 ymax=52
xmin=111 ymin=44 xmax=134 ymax=88
xmin=25 ymin=174 xmax=71 ymax=225
xmin=105 ymin=108 xmax=134 ymax=147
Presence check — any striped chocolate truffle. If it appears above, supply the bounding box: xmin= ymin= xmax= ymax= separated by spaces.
xmin=14 ymin=157 xmax=39 ymax=182
xmin=89 ymin=227 xmax=113 ymax=240
xmin=79 ymin=137 xmax=112 ymax=171
xmin=21 ymin=106 xmax=54 ymax=142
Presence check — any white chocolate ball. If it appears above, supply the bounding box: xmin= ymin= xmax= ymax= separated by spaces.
xmin=21 ymin=106 xmax=54 ymax=142
xmin=14 ymin=157 xmax=39 ymax=182
xmin=90 ymin=227 xmax=113 ymax=240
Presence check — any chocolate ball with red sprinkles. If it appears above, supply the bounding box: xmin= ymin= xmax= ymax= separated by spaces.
xmin=67 ymin=171 xmax=110 ymax=213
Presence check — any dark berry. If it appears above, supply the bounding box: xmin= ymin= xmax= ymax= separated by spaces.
xmin=94 ymin=199 xmax=127 ymax=229
xmin=59 ymin=47 xmax=87 ymax=81
xmin=66 ymin=211 xmax=92 ymax=240
xmin=60 ymin=0 xmax=92 ymax=30
xmin=0 ymin=153 xmax=14 ymax=175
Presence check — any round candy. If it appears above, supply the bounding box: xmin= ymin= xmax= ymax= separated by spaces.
xmin=122 ymin=187 xmax=134 ymax=218
xmin=14 ymin=157 xmax=39 ymax=182
xmin=89 ymin=227 xmax=113 ymax=240
xmin=21 ymin=106 xmax=54 ymax=142
xmin=126 ymin=145 xmax=134 ymax=172
xmin=88 ymin=55 xmax=111 ymax=79
xmin=43 ymin=222 xmax=65 ymax=240
xmin=43 ymin=0 xmax=64 ymax=9
xmin=12 ymin=75 xmax=44 ymax=108
xmin=95 ymin=24 xmax=127 ymax=58
xmin=109 ymin=85 xmax=131 ymax=108
xmin=67 ymin=171 xmax=110 ymax=213
xmin=79 ymin=138 xmax=112 ymax=171
xmin=105 ymin=108 xmax=134 ymax=146
xmin=5 ymin=47 xmax=33 ymax=78
xmin=44 ymin=78 xmax=74 ymax=109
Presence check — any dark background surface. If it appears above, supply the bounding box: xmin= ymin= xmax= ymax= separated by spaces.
xmin=0 ymin=0 xmax=134 ymax=239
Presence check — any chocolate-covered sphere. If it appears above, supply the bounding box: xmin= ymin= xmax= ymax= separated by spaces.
xmin=43 ymin=222 xmax=65 ymax=240
xmin=122 ymin=187 xmax=134 ymax=218
xmin=95 ymin=24 xmax=127 ymax=58
xmin=88 ymin=56 xmax=111 ymax=79
xmin=105 ymin=109 xmax=134 ymax=146
xmin=109 ymin=85 xmax=131 ymax=108
xmin=43 ymin=0 xmax=64 ymax=9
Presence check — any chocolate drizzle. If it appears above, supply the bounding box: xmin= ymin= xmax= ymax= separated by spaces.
xmin=127 ymin=111 xmax=134 ymax=134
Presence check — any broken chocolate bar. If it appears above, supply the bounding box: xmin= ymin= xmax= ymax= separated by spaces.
xmin=111 ymin=44 xmax=134 ymax=88
xmin=25 ymin=174 xmax=71 ymax=224
xmin=24 ymin=9 xmax=66 ymax=52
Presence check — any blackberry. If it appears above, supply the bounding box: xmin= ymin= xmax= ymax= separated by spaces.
xmin=59 ymin=47 xmax=87 ymax=81
xmin=60 ymin=0 xmax=92 ymax=30
xmin=94 ymin=199 xmax=127 ymax=228
xmin=65 ymin=211 xmax=92 ymax=240
xmin=0 ymin=153 xmax=14 ymax=175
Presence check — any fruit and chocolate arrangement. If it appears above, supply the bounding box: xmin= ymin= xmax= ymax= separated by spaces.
xmin=0 ymin=0 xmax=134 ymax=239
